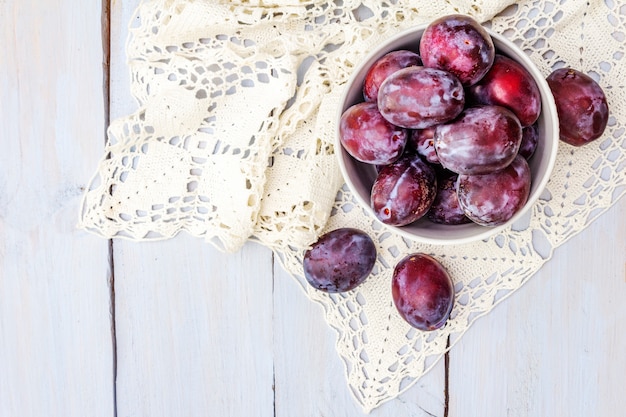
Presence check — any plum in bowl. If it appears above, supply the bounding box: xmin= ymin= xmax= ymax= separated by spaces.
xmin=336 ymin=20 xmax=559 ymax=245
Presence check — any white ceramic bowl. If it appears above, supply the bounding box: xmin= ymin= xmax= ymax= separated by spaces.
xmin=336 ymin=24 xmax=559 ymax=245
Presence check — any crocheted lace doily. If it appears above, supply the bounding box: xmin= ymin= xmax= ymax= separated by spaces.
xmin=80 ymin=0 xmax=626 ymax=411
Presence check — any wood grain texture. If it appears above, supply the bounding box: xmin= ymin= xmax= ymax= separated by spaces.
xmin=0 ymin=1 xmax=114 ymax=416
xmin=113 ymin=238 xmax=276 ymax=417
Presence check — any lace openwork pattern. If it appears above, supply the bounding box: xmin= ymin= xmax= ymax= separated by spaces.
xmin=80 ymin=0 xmax=626 ymax=411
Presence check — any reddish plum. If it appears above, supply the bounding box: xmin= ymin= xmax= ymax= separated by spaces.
xmin=392 ymin=253 xmax=454 ymax=331
xmin=377 ymin=66 xmax=465 ymax=129
xmin=467 ymin=54 xmax=541 ymax=127
xmin=363 ymin=50 xmax=422 ymax=102
xmin=434 ymin=105 xmax=522 ymax=175
xmin=419 ymin=14 xmax=495 ymax=86
xmin=456 ymin=155 xmax=531 ymax=226
xmin=409 ymin=127 xmax=440 ymax=164
xmin=519 ymin=123 xmax=539 ymax=160
xmin=546 ymin=67 xmax=609 ymax=146
xmin=303 ymin=228 xmax=377 ymax=293
xmin=427 ymin=174 xmax=471 ymax=225
xmin=371 ymin=154 xmax=437 ymax=226
xmin=339 ymin=101 xmax=408 ymax=165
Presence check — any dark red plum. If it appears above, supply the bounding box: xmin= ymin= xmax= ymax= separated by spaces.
xmin=519 ymin=123 xmax=539 ymax=160
xmin=371 ymin=154 xmax=437 ymax=226
xmin=391 ymin=253 xmax=454 ymax=331
xmin=427 ymin=174 xmax=471 ymax=225
xmin=303 ymin=228 xmax=377 ymax=293
xmin=456 ymin=155 xmax=531 ymax=227
xmin=377 ymin=66 xmax=465 ymax=129
xmin=409 ymin=127 xmax=440 ymax=164
xmin=339 ymin=101 xmax=408 ymax=165
xmin=546 ymin=67 xmax=609 ymax=147
xmin=363 ymin=50 xmax=422 ymax=102
xmin=419 ymin=14 xmax=495 ymax=86
xmin=467 ymin=54 xmax=541 ymax=127
xmin=434 ymin=105 xmax=522 ymax=175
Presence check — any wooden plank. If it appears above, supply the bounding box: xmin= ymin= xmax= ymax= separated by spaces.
xmin=112 ymin=238 xmax=276 ymax=417
xmin=110 ymin=3 xmax=276 ymax=416
xmin=448 ymin=198 xmax=626 ymax=416
xmin=0 ymin=1 xmax=115 ymax=416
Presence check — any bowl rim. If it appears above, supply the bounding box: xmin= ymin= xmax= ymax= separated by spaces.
xmin=336 ymin=23 xmax=560 ymax=246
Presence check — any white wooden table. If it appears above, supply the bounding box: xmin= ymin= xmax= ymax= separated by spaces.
xmin=2 ymin=1 xmax=625 ymax=416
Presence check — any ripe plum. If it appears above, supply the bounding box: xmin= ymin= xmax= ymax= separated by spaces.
xmin=434 ymin=105 xmax=522 ymax=175
xmin=339 ymin=101 xmax=408 ymax=165
xmin=391 ymin=253 xmax=454 ymax=331
xmin=377 ymin=66 xmax=465 ymax=129
xmin=419 ymin=14 xmax=495 ymax=86
xmin=427 ymin=174 xmax=471 ymax=225
xmin=456 ymin=155 xmax=531 ymax=226
xmin=546 ymin=67 xmax=609 ymax=146
xmin=467 ymin=54 xmax=541 ymax=127
xmin=303 ymin=228 xmax=377 ymax=293
xmin=371 ymin=154 xmax=437 ymax=226
xmin=519 ymin=123 xmax=539 ymax=160
xmin=409 ymin=127 xmax=440 ymax=164
xmin=363 ymin=50 xmax=422 ymax=102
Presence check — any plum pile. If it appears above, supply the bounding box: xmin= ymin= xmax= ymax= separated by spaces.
xmin=340 ymin=14 xmax=609 ymax=230
xmin=306 ymin=15 xmax=609 ymax=331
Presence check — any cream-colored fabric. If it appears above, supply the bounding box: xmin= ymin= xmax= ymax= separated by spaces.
xmin=79 ymin=0 xmax=626 ymax=411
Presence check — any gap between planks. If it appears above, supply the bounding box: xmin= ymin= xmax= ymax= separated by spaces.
xmin=444 ymin=336 xmax=450 ymax=417
xmin=101 ymin=1 xmax=117 ymax=416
